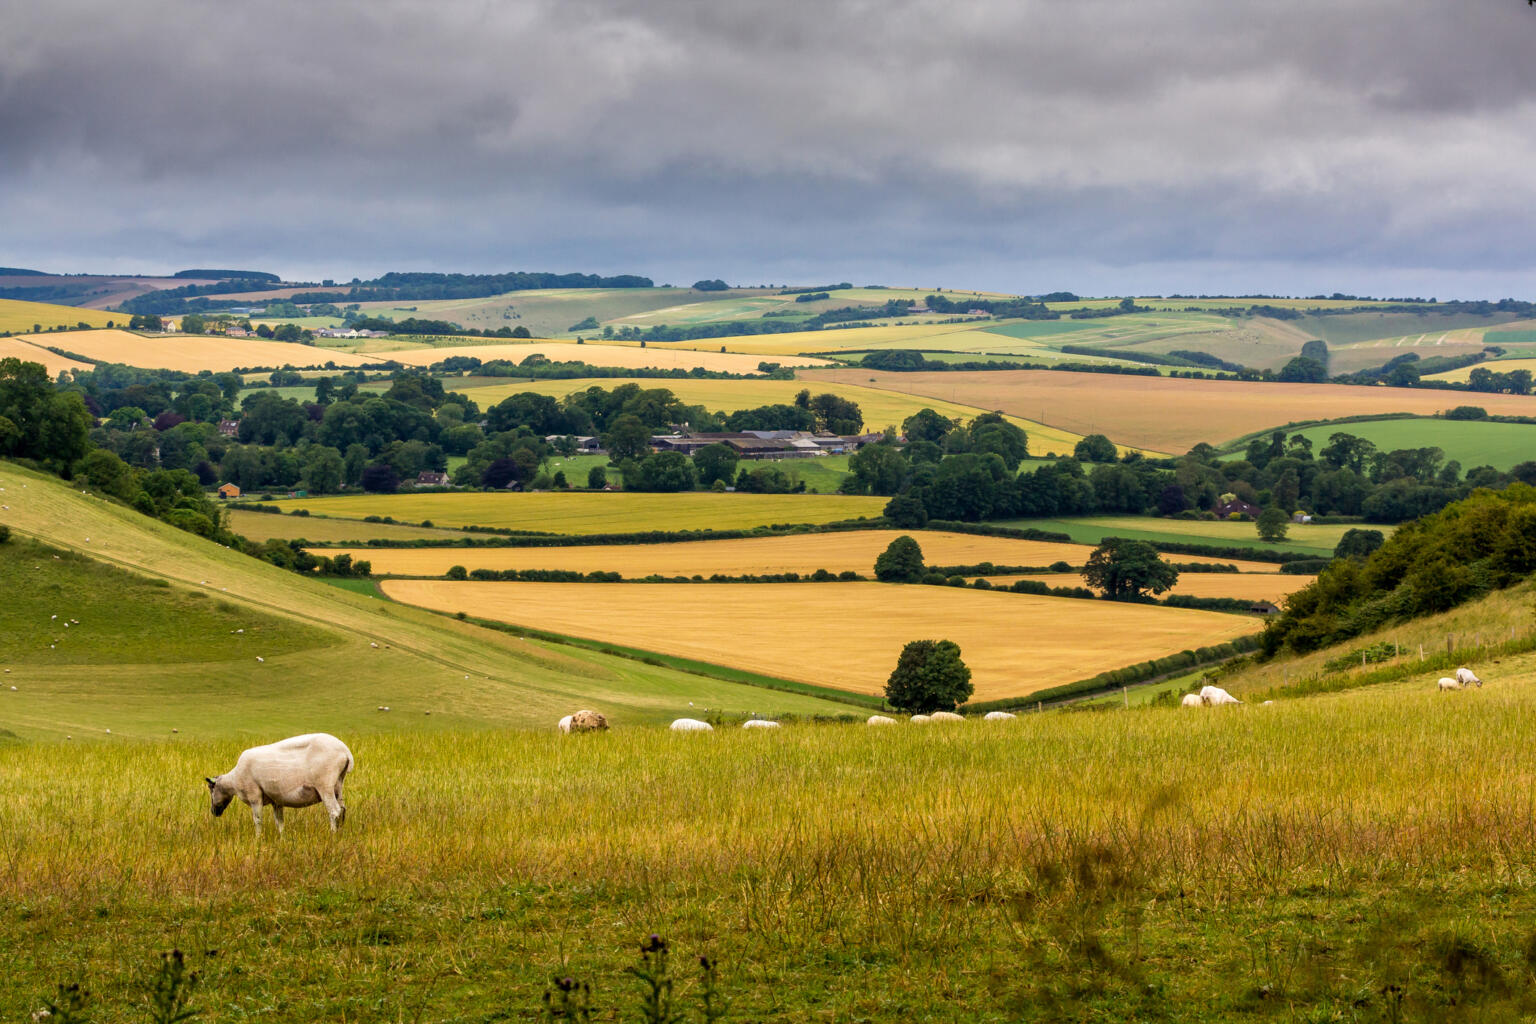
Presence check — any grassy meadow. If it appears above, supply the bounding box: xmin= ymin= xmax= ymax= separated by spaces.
xmin=799 ymin=367 xmax=1536 ymax=453
xmin=269 ymin=490 xmax=886 ymax=533
xmin=1278 ymin=416 xmax=1536 ymax=472
xmin=380 ymin=579 xmax=1258 ymax=701
xmin=223 ymin=508 xmax=470 ymax=543
xmin=991 ymin=515 xmax=1384 ymax=557
xmin=10 ymin=681 xmax=1536 ymax=1020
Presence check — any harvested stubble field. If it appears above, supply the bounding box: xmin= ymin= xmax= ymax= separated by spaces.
xmin=996 ymin=572 xmax=1314 ymax=604
xmin=462 ymin=376 xmax=1092 ymax=454
xmin=0 ymin=464 xmax=855 ymax=738
xmin=377 ymin=340 xmax=831 ymax=372
xmin=0 ymin=297 xmax=119 ymax=333
xmin=381 ymin=579 xmax=1258 ymax=701
xmin=320 ymin=530 xmax=1282 ymax=578
xmin=18 ymin=329 xmax=375 ymax=372
xmin=0 ymin=336 xmax=94 ymax=375
xmin=798 ymin=367 xmax=1536 ymax=452
xmin=271 ymin=491 xmax=887 ymax=534
xmin=1426 ymin=355 xmax=1536 ymax=383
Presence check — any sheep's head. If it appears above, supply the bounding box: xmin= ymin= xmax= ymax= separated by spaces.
xmin=206 ymin=776 xmax=234 ymax=817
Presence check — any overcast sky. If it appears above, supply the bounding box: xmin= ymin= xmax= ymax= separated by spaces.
xmin=3 ymin=0 xmax=1536 ymax=297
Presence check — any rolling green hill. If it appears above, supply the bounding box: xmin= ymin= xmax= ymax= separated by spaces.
xmin=0 ymin=462 xmax=860 ymax=739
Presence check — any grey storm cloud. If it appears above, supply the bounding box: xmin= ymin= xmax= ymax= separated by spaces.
xmin=2 ymin=0 xmax=1535 ymax=293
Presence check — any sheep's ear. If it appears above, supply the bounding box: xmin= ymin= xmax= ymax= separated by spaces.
xmin=205 ymin=776 xmax=218 ymax=789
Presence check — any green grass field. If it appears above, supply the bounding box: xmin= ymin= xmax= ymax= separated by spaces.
xmin=990 ymin=515 xmax=1381 ymax=557
xmin=1265 ymin=416 xmax=1536 ymax=472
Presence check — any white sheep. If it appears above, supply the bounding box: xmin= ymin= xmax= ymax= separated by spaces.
xmin=1181 ymin=693 xmax=1204 ymax=708
xmin=909 ymin=714 xmax=932 ymax=724
xmin=670 ymin=718 xmax=713 ymax=732
xmin=929 ymin=711 xmax=965 ymax=722
xmin=1437 ymin=677 xmax=1462 ymax=692
xmin=983 ymin=711 xmax=1017 ymax=721
xmin=742 ymin=720 xmax=780 ymax=729
xmin=557 ymin=714 xmax=574 ymax=733
xmin=867 ymin=715 xmax=897 ymax=726
xmin=1199 ymin=685 xmax=1241 ymax=706
xmin=1455 ymin=667 xmax=1482 ymax=687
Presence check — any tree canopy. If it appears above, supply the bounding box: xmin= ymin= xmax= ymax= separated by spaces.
xmin=1080 ymin=538 xmax=1179 ymax=600
xmin=884 ymin=639 xmax=973 ymax=713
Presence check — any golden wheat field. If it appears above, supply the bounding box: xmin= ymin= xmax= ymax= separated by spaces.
xmin=994 ymin=572 xmax=1314 ymax=604
xmin=0 ymin=336 xmax=95 ymax=375
xmin=223 ymin=509 xmax=469 ymax=543
xmin=0 ymin=297 xmax=119 ymax=333
xmin=313 ymin=530 xmax=1097 ymax=577
xmin=272 ymin=490 xmax=887 ymax=532
xmin=318 ymin=531 xmax=1290 ymax=578
xmin=378 ymin=341 xmax=833 ymax=371
xmin=16 ymin=329 xmax=375 ymax=372
xmin=462 ymin=376 xmax=1094 ymax=454
xmin=797 ymin=367 xmax=1536 ymax=451
xmin=381 ymin=580 xmax=1258 ymax=700
xmin=1424 ymin=356 xmax=1536 ymax=383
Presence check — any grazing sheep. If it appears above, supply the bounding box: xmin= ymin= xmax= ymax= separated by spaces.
xmin=1437 ymin=677 xmax=1462 ymax=692
xmin=1199 ymin=685 xmax=1241 ymax=706
xmin=1181 ymin=693 xmax=1204 ymax=708
xmin=867 ymin=715 xmax=897 ymax=726
xmin=206 ymin=733 xmax=353 ymax=834
xmin=670 ymin=718 xmax=713 ymax=732
xmin=983 ymin=711 xmax=1017 ymax=721
xmin=568 ymin=710 xmax=608 ymax=732
xmin=742 ymin=720 xmax=780 ymax=729
xmin=557 ymin=715 xmax=574 ymax=732
xmin=909 ymin=714 xmax=932 ymax=724
xmin=1455 ymin=667 xmax=1482 ymax=687
xmin=929 ymin=711 xmax=965 ymax=722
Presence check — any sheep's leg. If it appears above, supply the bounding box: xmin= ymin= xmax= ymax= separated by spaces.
xmin=250 ymin=802 xmax=263 ymax=835
xmin=321 ymin=790 xmax=345 ymax=831
xmin=272 ymin=805 xmax=285 ymax=835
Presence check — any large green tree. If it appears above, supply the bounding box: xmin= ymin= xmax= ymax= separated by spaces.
xmin=874 ymin=535 xmax=925 ymax=582
xmin=884 ymin=639 xmax=973 ymax=713
xmin=1080 ymin=538 xmax=1179 ymax=600
xmin=0 ymin=357 xmax=92 ymax=472
xmin=1256 ymin=506 xmax=1290 ymax=542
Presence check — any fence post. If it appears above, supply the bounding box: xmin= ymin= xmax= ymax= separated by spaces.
xmin=1123 ymin=686 xmax=1129 ymax=708
xmin=1419 ymin=643 xmax=1424 ymax=662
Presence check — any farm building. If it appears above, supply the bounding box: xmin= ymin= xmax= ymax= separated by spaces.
xmin=415 ymin=470 xmax=450 ymax=487
xmin=217 ymin=419 xmax=239 ymax=437
xmin=217 ymin=483 xmax=242 ymax=499
xmin=1214 ymin=498 xmax=1260 ymax=519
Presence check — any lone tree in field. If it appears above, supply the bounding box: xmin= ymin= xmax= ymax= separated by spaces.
xmin=885 ymin=639 xmax=973 ymax=713
xmin=1081 ymin=538 xmax=1178 ymax=600
xmin=874 ymin=535 xmax=925 ymax=582
xmin=1256 ymin=506 xmax=1290 ymax=543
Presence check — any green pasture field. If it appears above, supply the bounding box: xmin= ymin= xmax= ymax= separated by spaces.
xmin=1288 ymin=310 xmax=1527 ymax=347
xmin=1259 ymin=416 xmax=1536 ymax=472
xmin=10 ymin=656 xmax=1536 ymax=1020
xmin=267 ymin=490 xmax=887 ymax=533
xmin=989 ymin=514 xmax=1379 ymax=557
xmin=1484 ymin=327 xmax=1536 ymax=346
xmin=0 ymin=462 xmax=859 ymax=739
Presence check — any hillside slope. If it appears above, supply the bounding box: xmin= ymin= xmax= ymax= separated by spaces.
xmin=0 ymin=462 xmax=858 ymax=739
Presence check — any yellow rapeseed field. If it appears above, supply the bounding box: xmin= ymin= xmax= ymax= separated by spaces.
xmin=316 ymin=530 xmax=1100 ymax=577
xmin=462 ymin=376 xmax=1095 ymax=454
xmin=272 ymin=490 xmax=887 ymax=533
xmin=798 ymin=367 xmax=1536 ymax=451
xmin=381 ymin=579 xmax=1259 ymax=700
xmin=0 ymin=336 xmax=95 ymax=376
xmin=16 ymin=328 xmax=375 ymax=373
xmin=0 ymin=298 xmax=118 ymax=333
xmin=378 ymin=341 xmax=832 ymax=371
